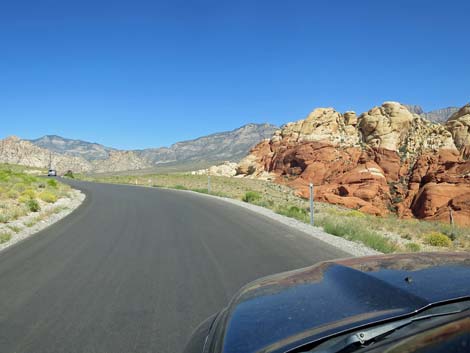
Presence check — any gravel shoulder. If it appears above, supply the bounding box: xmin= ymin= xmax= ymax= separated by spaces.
xmin=0 ymin=189 xmax=85 ymax=254
xmin=164 ymin=187 xmax=380 ymax=257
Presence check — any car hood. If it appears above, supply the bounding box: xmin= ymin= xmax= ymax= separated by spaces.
xmin=218 ymin=252 xmax=470 ymax=353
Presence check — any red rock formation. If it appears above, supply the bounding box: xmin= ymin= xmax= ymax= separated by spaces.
xmin=238 ymin=102 xmax=470 ymax=226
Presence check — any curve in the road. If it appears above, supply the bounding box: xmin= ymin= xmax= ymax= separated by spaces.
xmin=0 ymin=180 xmax=348 ymax=353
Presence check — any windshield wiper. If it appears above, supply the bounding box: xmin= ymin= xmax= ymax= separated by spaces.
xmin=304 ymin=307 xmax=469 ymax=353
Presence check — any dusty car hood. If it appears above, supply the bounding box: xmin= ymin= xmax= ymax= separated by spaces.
xmin=217 ymin=252 xmax=470 ymax=353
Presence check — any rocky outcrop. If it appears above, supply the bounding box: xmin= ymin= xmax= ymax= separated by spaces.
xmin=191 ymin=161 xmax=238 ymax=177
xmin=90 ymin=150 xmax=151 ymax=173
xmin=238 ymin=102 xmax=470 ymax=225
xmin=0 ymin=136 xmax=93 ymax=173
xmin=446 ymin=104 xmax=470 ymax=159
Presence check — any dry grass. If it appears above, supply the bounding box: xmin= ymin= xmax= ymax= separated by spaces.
xmin=0 ymin=232 xmax=12 ymax=244
xmin=0 ymin=164 xmax=71 ymax=226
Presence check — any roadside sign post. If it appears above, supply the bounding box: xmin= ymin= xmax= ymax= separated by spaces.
xmin=309 ymin=183 xmax=314 ymax=226
xmin=208 ymin=172 xmax=211 ymax=194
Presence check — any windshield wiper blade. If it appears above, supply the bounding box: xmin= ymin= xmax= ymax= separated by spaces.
xmin=305 ymin=308 xmax=467 ymax=353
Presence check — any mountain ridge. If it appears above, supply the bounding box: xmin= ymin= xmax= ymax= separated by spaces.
xmin=3 ymin=123 xmax=278 ymax=173
xmin=403 ymin=104 xmax=459 ymax=123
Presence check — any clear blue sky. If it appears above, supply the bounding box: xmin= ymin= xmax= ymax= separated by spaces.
xmin=1 ymin=0 xmax=469 ymax=149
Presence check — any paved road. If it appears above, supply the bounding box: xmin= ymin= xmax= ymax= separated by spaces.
xmin=0 ymin=180 xmax=348 ymax=353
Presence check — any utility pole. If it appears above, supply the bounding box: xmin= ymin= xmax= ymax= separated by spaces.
xmin=309 ymin=183 xmax=314 ymax=226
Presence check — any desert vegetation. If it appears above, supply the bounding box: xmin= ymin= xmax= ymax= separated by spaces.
xmin=77 ymin=172 xmax=469 ymax=253
xmin=0 ymin=164 xmax=72 ymax=245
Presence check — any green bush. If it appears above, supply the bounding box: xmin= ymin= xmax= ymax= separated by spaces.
xmin=424 ymin=232 xmax=452 ymax=247
xmin=405 ymin=242 xmax=421 ymax=252
xmin=320 ymin=216 xmax=398 ymax=253
xmin=173 ymin=185 xmax=188 ymax=190
xmin=0 ymin=232 xmax=11 ymax=244
xmin=38 ymin=191 xmax=58 ymax=203
xmin=276 ymin=205 xmax=309 ymax=222
xmin=21 ymin=189 xmax=36 ymax=199
xmin=47 ymin=179 xmax=58 ymax=187
xmin=64 ymin=170 xmax=74 ymax=178
xmin=26 ymin=199 xmax=41 ymax=212
xmin=192 ymin=188 xmax=209 ymax=194
xmin=242 ymin=191 xmax=261 ymax=203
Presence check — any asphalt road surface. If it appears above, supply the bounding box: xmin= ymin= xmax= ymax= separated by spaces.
xmin=0 ymin=180 xmax=348 ymax=353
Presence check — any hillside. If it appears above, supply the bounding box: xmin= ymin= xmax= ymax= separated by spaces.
xmin=28 ymin=135 xmax=115 ymax=160
xmin=134 ymin=123 xmax=278 ymax=166
xmin=238 ymin=102 xmax=470 ymax=226
xmin=0 ymin=136 xmax=151 ymax=174
xmin=2 ymin=123 xmax=278 ymax=174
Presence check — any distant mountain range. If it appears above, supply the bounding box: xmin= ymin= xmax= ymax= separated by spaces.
xmin=134 ymin=123 xmax=277 ymax=167
xmin=28 ymin=135 xmax=115 ymax=160
xmin=1 ymin=123 xmax=278 ymax=174
xmin=0 ymin=103 xmax=463 ymax=174
xmin=404 ymin=104 xmax=459 ymax=123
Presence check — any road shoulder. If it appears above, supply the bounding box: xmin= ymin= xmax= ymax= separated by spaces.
xmin=163 ymin=187 xmax=380 ymax=257
xmin=0 ymin=189 xmax=85 ymax=254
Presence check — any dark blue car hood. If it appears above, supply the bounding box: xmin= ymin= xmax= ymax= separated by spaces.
xmin=217 ymin=252 xmax=470 ymax=353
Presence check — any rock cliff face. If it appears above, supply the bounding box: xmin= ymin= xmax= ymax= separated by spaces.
xmin=0 ymin=136 xmax=93 ymax=173
xmin=238 ymin=102 xmax=470 ymax=226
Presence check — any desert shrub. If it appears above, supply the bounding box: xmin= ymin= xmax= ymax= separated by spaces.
xmin=320 ymin=216 xmax=398 ymax=253
xmin=7 ymin=206 xmax=27 ymax=220
xmin=254 ymin=200 xmax=275 ymax=208
xmin=0 ymin=171 xmax=11 ymax=182
xmin=13 ymin=182 xmax=27 ymax=192
xmin=47 ymin=179 xmax=58 ymax=188
xmin=26 ymin=199 xmax=41 ymax=212
xmin=405 ymin=242 xmax=421 ymax=252
xmin=7 ymin=225 xmax=21 ymax=233
xmin=25 ymin=219 xmax=37 ymax=227
xmin=18 ymin=195 xmax=30 ymax=203
xmin=276 ymin=205 xmax=309 ymax=222
xmin=21 ymin=189 xmax=36 ymax=199
xmin=64 ymin=170 xmax=74 ymax=178
xmin=424 ymin=232 xmax=452 ymax=247
xmin=242 ymin=191 xmax=261 ymax=203
xmin=0 ymin=232 xmax=11 ymax=244
xmin=38 ymin=191 xmax=58 ymax=203
xmin=7 ymin=190 xmax=19 ymax=199
xmin=173 ymin=185 xmax=188 ymax=190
